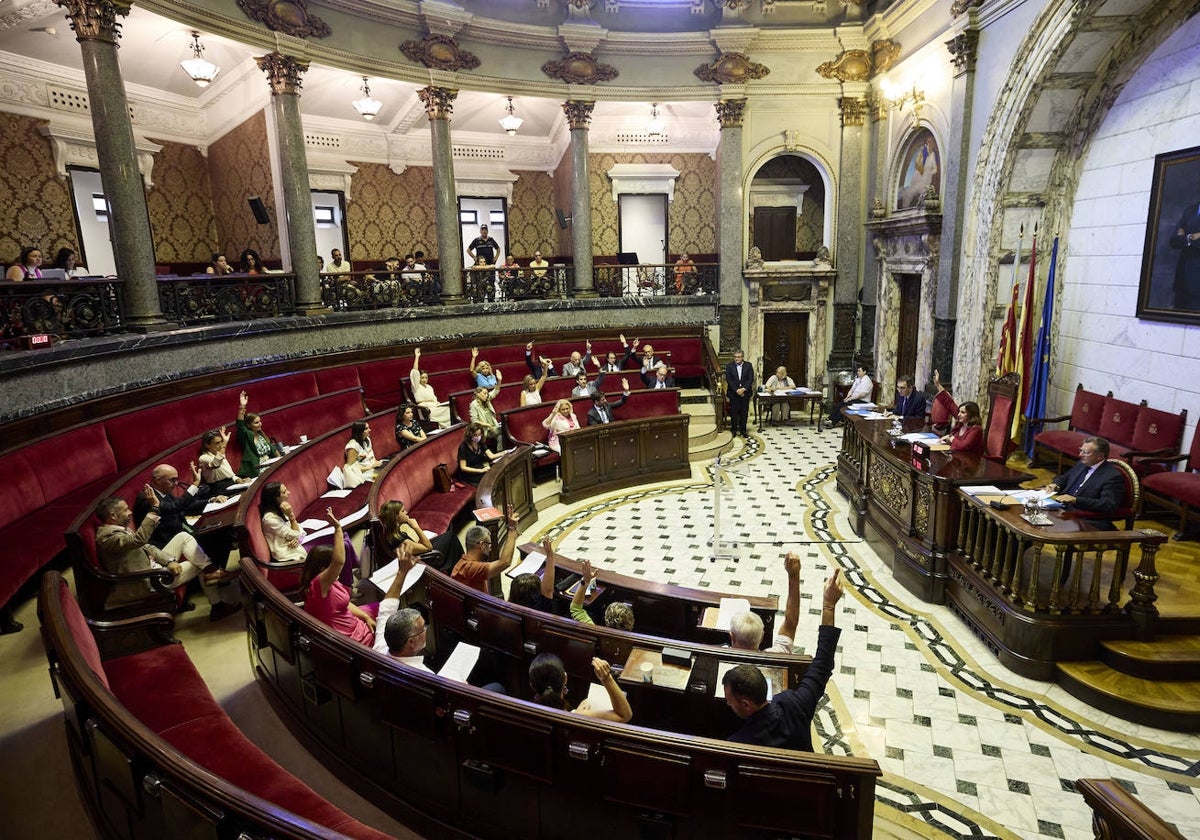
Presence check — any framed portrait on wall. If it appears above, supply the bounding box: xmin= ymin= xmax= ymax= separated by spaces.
xmin=1137 ymin=144 xmax=1200 ymax=325
xmin=896 ymin=128 xmax=940 ymax=211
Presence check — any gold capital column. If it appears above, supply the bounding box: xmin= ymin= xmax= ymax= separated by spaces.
xmin=256 ymin=52 xmax=323 ymax=313
xmin=563 ymin=100 xmax=595 ymax=297
xmin=418 ymin=86 xmax=463 ymax=303
xmin=715 ymin=98 xmax=746 ymax=352
xmin=57 ymin=0 xmax=166 ymax=329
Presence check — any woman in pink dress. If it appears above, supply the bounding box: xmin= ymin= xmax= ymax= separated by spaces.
xmin=299 ymin=508 xmax=378 ymax=645
xmin=542 ymin=399 xmax=579 ymax=453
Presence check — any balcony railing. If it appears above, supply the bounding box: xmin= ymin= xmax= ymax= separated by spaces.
xmin=463 ymin=265 xmax=570 ymax=303
xmin=595 ymin=261 xmax=718 ymax=297
xmin=158 ymin=273 xmax=295 ymax=325
xmin=320 ymin=269 xmax=441 ymax=311
xmin=0 ymin=277 xmax=124 ymax=347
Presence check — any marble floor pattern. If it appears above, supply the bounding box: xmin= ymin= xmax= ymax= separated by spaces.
xmin=530 ymin=423 xmax=1200 ymax=840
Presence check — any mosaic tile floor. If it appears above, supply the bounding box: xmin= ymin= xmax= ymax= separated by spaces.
xmin=530 ymin=423 xmax=1200 ymax=839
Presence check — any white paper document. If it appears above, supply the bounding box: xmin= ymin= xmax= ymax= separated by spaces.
xmin=584 ymin=681 xmax=614 ymax=712
xmin=299 ymin=525 xmax=334 ymax=545
xmin=341 ymin=505 xmax=369 ymax=526
xmin=225 ymin=482 xmax=252 ymax=493
xmin=506 ymin=551 xmax=546 ymax=579
xmin=369 ymin=558 xmax=427 ymax=596
xmin=438 ymin=642 xmax=481 ymax=683
xmin=961 ymin=485 xmax=1006 ymax=496
xmin=899 ymin=432 xmax=940 ymax=442
xmin=203 ymin=494 xmax=240 ymax=513
xmin=299 ymin=518 xmax=327 ymax=531
xmin=714 ymin=597 xmax=752 ymax=631
xmin=322 ymin=489 xmax=353 ymax=499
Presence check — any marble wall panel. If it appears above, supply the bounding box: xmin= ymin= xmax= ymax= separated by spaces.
xmin=345 ymin=163 xmax=437 ymax=261
xmin=207 ymin=112 xmax=279 ymax=261
xmin=146 ymin=140 xmax=217 ymax=263
xmin=0 ymin=114 xmax=78 ymax=265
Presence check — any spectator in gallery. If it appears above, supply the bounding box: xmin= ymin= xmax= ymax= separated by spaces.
xmin=467 ymin=224 xmax=500 ymax=266
xmin=6 ymin=246 xmax=43 ymax=281
xmin=528 ymin=249 xmax=549 ymax=277
xmin=206 ymin=252 xmax=234 ymax=275
xmin=239 ymin=249 xmax=266 ymax=275
xmin=326 ymin=248 xmax=351 ymax=274
xmin=52 ymin=247 xmax=88 ymax=277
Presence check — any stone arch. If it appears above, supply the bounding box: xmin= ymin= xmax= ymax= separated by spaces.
xmin=955 ymin=0 xmax=1199 ymax=401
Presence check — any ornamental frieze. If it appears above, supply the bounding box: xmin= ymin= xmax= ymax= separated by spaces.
xmin=401 ymin=34 xmax=480 ymax=72
xmin=695 ymin=52 xmax=769 ymax=85
xmin=542 ymin=52 xmax=618 ymax=84
xmin=817 ymin=39 xmax=900 ymax=82
xmin=237 ymin=0 xmax=330 ymax=39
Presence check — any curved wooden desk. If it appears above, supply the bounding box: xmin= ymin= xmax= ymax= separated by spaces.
xmin=559 ymin=413 xmax=691 ymax=503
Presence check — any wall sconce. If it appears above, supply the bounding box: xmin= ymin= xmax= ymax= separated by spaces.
xmin=872 ymin=81 xmax=925 ymax=119
xmin=646 ymin=103 xmax=665 ymax=136
xmin=498 ymin=96 xmax=524 ymax=135
xmin=180 ymin=31 xmax=220 ymax=88
xmin=352 ymin=77 xmax=382 ymax=121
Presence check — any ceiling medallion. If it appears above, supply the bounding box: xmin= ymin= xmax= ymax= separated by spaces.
xmin=817 ymin=39 xmax=900 ymax=82
xmin=236 ymin=0 xmax=330 ymax=39
xmin=400 ymin=34 xmax=481 ymax=72
xmin=695 ymin=52 xmax=769 ymax=84
xmin=542 ymin=52 xmax=618 ymax=85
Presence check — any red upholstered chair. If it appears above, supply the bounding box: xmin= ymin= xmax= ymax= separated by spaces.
xmin=1070 ymin=459 xmax=1139 ymax=531
xmin=1141 ymin=425 xmax=1200 ymax=538
xmin=1123 ymin=406 xmax=1188 ymax=477
xmin=1030 ymin=384 xmax=1110 ymax=471
xmin=983 ymin=372 xmax=1020 ymax=462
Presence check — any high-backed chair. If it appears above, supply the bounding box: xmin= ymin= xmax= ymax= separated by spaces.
xmin=1070 ymin=458 xmax=1140 ymax=531
xmin=1141 ymin=425 xmax=1200 ymax=539
xmin=983 ymin=372 xmax=1020 ymax=462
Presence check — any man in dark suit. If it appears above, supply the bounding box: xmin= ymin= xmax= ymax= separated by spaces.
xmin=891 ymin=375 xmax=928 ymax=418
xmin=587 ymin=380 xmax=631 ymax=425
xmin=634 ymin=340 xmax=666 ymax=387
xmin=648 ymin=364 xmax=675 ymax=389
xmin=725 ymin=349 xmax=754 ymax=438
xmin=1045 ymin=437 xmax=1126 ymax=528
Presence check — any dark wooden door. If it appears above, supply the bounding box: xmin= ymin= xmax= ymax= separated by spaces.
xmin=895 ymin=273 xmax=921 ymax=383
xmin=753 ymin=207 xmax=796 ymax=262
xmin=762 ymin=313 xmax=809 ymax=386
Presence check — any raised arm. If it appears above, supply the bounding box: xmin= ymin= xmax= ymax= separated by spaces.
xmin=539 ymin=537 xmax=557 ymax=599
xmin=237 ymin=390 xmax=248 ymax=421
xmin=570 ymin=559 xmax=595 ymax=623
xmin=583 ymin=658 xmax=633 ymax=723
xmin=383 ymin=542 xmax=418 ymax=601
xmin=778 ymin=552 xmax=802 ymax=642
xmin=483 ymin=504 xmax=520 ymax=578
xmin=821 ymin=569 xmax=843 ymax=627
xmin=410 ymin=348 xmax=422 ymax=387
xmin=316 ymin=508 xmax=345 ymax=597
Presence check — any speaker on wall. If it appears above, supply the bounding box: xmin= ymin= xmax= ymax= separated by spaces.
xmin=556 ymin=208 xmax=572 ymax=230
xmin=247 ymin=196 xmax=270 ymax=225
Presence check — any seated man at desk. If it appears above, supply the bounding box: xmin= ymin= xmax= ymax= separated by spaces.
xmin=729 ymin=552 xmax=802 ymax=653
xmin=451 ymin=505 xmax=519 ymax=593
xmin=586 ymin=381 xmax=630 ymax=425
xmin=375 ymin=544 xmax=430 ymax=669
xmin=762 ymin=366 xmax=796 ymax=422
xmin=890 ymin=375 xmax=928 ymax=418
xmin=1042 ymin=436 xmax=1125 ymax=528
xmin=723 ymin=569 xmax=844 ymax=752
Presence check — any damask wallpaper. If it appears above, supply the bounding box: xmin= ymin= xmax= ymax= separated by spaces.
xmin=0 ymin=114 xmax=80 ymax=267
xmin=207 ymin=112 xmax=279 ymax=260
xmin=508 ymin=171 xmax=557 ymax=259
xmin=587 ymin=152 xmax=717 ymax=258
xmin=147 ymin=140 xmax=217 ymax=263
xmin=345 ymin=163 xmax=437 ymax=261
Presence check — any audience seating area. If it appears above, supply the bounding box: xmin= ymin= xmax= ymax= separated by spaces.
xmin=1031 ymin=384 xmax=1187 ymax=474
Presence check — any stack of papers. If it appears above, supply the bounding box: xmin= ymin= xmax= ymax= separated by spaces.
xmin=900 ymin=432 xmax=940 ymax=442
xmin=713 ymin=597 xmax=751 ymax=631
xmin=369 ymin=557 xmax=426 ymax=595
xmin=506 ymin=551 xmax=546 ymax=579
xmin=202 ymin=495 xmax=240 ymax=514
xmin=438 ymin=643 xmax=481 ymax=682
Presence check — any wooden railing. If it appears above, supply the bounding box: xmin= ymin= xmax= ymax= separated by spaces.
xmin=1076 ymin=779 xmax=1187 ymax=839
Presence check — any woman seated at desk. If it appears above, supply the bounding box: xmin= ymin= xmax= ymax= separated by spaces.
xmin=940 ymin=401 xmax=984 ymax=455
xmin=458 ymin=422 xmax=502 ymax=485
xmin=378 ymin=499 xmax=463 ymax=574
xmin=409 ymin=348 xmax=451 ymax=428
xmin=198 ymin=427 xmax=237 ymax=495
xmin=395 ymin=404 xmax=427 ymax=450
xmin=299 ymin=507 xmax=377 ymax=646
xmin=542 ymin=399 xmax=579 ymax=453
xmin=529 ymin=653 xmax=633 ymax=723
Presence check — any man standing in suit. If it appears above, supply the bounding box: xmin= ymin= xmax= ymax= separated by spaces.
xmin=725 ymin=349 xmax=754 ymax=438
xmin=587 ymin=379 xmax=631 ymax=425
xmin=1044 ymin=437 xmax=1126 ymax=528
xmin=891 ymin=375 xmax=928 ymax=418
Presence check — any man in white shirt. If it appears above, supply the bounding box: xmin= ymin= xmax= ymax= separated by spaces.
xmin=827 ymin=364 xmax=873 ymax=428
xmin=374 ymin=546 xmax=432 ymax=670
xmin=729 ymin=552 xmax=803 ymax=654
xmin=326 ymin=248 xmax=351 ymax=274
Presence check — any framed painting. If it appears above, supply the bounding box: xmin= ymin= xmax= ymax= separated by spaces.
xmin=1137 ymin=144 xmax=1200 ymax=324
xmin=896 ymin=128 xmax=940 ymax=211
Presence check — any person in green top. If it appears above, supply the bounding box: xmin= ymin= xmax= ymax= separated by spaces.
xmin=235 ymin=390 xmax=282 ymax=478
xmin=570 ymin=558 xmax=634 ymax=631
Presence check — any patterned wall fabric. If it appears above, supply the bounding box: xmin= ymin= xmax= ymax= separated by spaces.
xmin=0 ymin=115 xmax=80 ymax=267
xmin=345 ymin=163 xmax=437 ymax=261
xmin=587 ymin=152 xmax=717 ymax=257
xmin=508 ymin=171 xmax=557 ymax=259
xmin=751 ymin=154 xmax=826 ymax=255
xmin=207 ymin=112 xmax=279 ymax=261
xmin=147 ymin=140 xmax=217 ymax=263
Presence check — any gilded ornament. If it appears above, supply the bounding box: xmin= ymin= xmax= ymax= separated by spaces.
xmin=401 ymin=34 xmax=481 ymax=72
xmin=714 ymin=98 xmax=746 ymax=128
xmin=542 ymin=52 xmax=618 ymax=85
xmin=55 ymin=0 xmax=129 ymax=43
xmin=817 ymin=39 xmax=901 ymax=82
xmin=236 ymin=0 xmax=330 ymax=39
xmin=695 ymin=52 xmax=769 ymax=85
xmin=417 ymin=86 xmax=458 ymax=120
xmin=950 ymin=0 xmax=983 ymax=16
xmin=256 ymin=52 xmax=309 ymax=95
xmin=562 ymin=100 xmax=595 ymax=129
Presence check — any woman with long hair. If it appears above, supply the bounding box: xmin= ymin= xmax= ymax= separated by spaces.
xmin=239 ymin=248 xmax=264 ymax=274
xmin=395 ymin=403 xmax=427 ymax=450
xmin=408 ymin=347 xmax=451 ymax=428
xmin=6 ymin=246 xmax=42 ymax=281
xmin=377 ymin=498 xmax=463 ymax=573
xmin=299 ymin=507 xmax=377 ymax=645
xmin=342 ymin=420 xmax=379 ymax=488
xmin=235 ymin=390 xmax=282 ymax=477
xmin=940 ymin=400 xmax=984 ymax=455
xmin=259 ymin=482 xmax=307 ymax=563
xmin=469 ymin=385 xmax=501 ymax=444
xmin=528 ymin=653 xmax=632 ymax=722
xmin=206 ymin=252 xmax=234 ymax=275
xmin=457 ymin=421 xmax=501 ymax=484
xmin=52 ymin=247 xmax=87 ymax=277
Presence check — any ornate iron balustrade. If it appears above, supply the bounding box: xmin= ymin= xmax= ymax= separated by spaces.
xmin=0 ymin=278 xmax=124 ymax=347
xmin=595 ymin=261 xmax=718 ymax=297
xmin=321 ymin=269 xmax=441 ymax=310
xmin=463 ymin=265 xmax=568 ymax=303
xmin=157 ymin=273 xmax=295 ymax=325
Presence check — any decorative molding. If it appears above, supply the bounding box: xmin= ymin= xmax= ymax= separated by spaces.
xmin=417 ymin=86 xmax=457 ymax=120
xmin=840 ymin=96 xmax=867 ymax=126
xmin=55 ymin=0 xmax=129 ymax=43
xmin=562 ymin=99 xmax=595 ymax=129
xmin=400 ymin=34 xmax=481 ymax=72
xmin=946 ymin=29 xmax=980 ymax=75
xmin=454 ymin=162 xmax=521 ymax=207
xmin=817 ymin=39 xmax=900 ymax=81
xmin=695 ymin=52 xmax=769 ymax=85
xmin=606 ymin=162 xmax=681 ymax=203
xmin=950 ymin=0 xmax=983 ymax=17
xmin=236 ymin=0 xmax=331 ymax=39
xmin=37 ymin=121 xmax=162 ymax=187
xmin=714 ymin=98 xmax=746 ymax=128
xmin=0 ymin=1 xmax=60 ymax=33
xmin=255 ymin=52 xmax=308 ymax=96
xmin=542 ymin=52 xmax=618 ymax=84
xmin=307 ymin=156 xmax=358 ymax=199
xmin=871 ymin=39 xmax=901 ymax=76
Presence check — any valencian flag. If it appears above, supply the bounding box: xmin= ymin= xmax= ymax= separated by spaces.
xmin=1023 ymin=236 xmax=1058 ymax=458
xmin=1010 ymin=225 xmax=1037 ymax=441
xmin=996 ymin=226 xmax=1023 ymax=376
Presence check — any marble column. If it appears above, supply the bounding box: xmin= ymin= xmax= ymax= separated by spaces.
xmin=862 ymin=98 xmax=889 ymax=363
xmin=563 ymin=101 xmax=595 ymax=297
xmin=934 ymin=27 xmax=980 ymax=386
xmin=830 ymin=94 xmax=868 ymax=374
xmin=715 ymin=98 xmax=746 ymax=353
xmin=57 ymin=0 xmax=165 ymax=329
xmin=256 ymin=52 xmax=322 ymax=313
xmin=419 ymin=87 xmax=463 ymax=303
